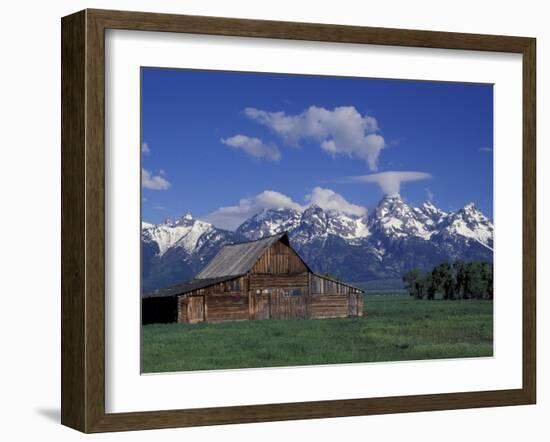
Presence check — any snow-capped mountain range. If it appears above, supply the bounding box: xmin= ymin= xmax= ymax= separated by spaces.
xmin=141 ymin=195 xmax=493 ymax=292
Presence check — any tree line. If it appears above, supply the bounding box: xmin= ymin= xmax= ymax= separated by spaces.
xmin=403 ymin=261 xmax=493 ymax=300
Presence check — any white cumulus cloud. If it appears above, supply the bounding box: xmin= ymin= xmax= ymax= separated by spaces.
xmin=345 ymin=171 xmax=432 ymax=196
xmin=221 ymin=134 xmax=281 ymax=161
xmin=306 ymin=187 xmax=367 ymax=216
xmin=204 ymin=190 xmax=302 ymax=230
xmin=244 ymin=105 xmax=385 ymax=170
xmin=141 ymin=142 xmax=150 ymax=154
xmin=142 ymin=168 xmax=171 ymax=190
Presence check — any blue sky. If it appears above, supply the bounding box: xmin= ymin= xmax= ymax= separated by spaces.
xmin=141 ymin=67 xmax=493 ymax=229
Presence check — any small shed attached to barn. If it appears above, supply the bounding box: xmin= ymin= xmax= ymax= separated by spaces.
xmin=142 ymin=232 xmax=364 ymax=324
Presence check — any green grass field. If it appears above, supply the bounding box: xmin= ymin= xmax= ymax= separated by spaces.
xmin=141 ymin=294 xmax=493 ymax=373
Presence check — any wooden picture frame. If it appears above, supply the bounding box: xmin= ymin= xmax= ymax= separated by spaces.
xmin=61 ymin=8 xmax=536 ymax=433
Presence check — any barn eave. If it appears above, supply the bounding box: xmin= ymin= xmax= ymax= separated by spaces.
xmin=143 ymin=275 xmax=243 ymax=299
xmin=312 ymin=272 xmax=365 ymax=293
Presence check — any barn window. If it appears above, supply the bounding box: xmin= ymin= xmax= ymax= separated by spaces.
xmin=283 ymin=288 xmax=303 ymax=298
xmin=225 ymin=280 xmax=239 ymax=292
xmin=311 ymin=277 xmax=322 ymax=293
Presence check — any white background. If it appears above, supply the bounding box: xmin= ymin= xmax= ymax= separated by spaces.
xmin=0 ymin=0 xmax=547 ymax=440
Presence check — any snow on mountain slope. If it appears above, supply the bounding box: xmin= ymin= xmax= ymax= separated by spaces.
xmin=370 ymin=195 xmax=432 ymax=240
xmin=323 ymin=208 xmax=370 ymax=241
xmin=413 ymin=201 xmax=448 ymax=228
xmin=143 ymin=199 xmax=493 ymax=256
xmin=142 ymin=213 xmax=213 ymax=256
xmin=294 ymin=205 xmax=370 ymax=245
xmin=236 ymin=205 xmax=370 ymax=245
xmin=236 ymin=208 xmax=302 ymax=240
xmin=436 ymin=203 xmax=493 ymax=249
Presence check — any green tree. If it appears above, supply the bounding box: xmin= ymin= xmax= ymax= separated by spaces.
xmin=480 ymin=262 xmax=493 ymax=299
xmin=403 ymin=261 xmax=492 ymax=301
xmin=425 ymin=272 xmax=437 ymax=300
xmin=454 ymin=260 xmax=467 ymax=299
xmin=403 ymin=268 xmax=426 ymax=299
xmin=432 ymin=262 xmax=455 ymax=300
xmin=464 ymin=262 xmax=484 ymax=299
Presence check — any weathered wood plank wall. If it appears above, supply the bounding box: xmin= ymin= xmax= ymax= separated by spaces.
xmin=177 ymin=296 xmax=188 ymax=323
xmin=357 ymin=293 xmax=364 ymax=317
xmin=254 ymin=293 xmax=270 ymax=320
xmin=249 ymin=273 xmax=308 ymax=289
xmin=309 ymin=294 xmax=350 ymax=319
xmin=187 ymin=296 xmax=205 ymax=324
xmin=206 ymin=293 xmax=249 ymax=322
xmin=270 ymin=288 xmax=307 ymax=320
xmin=250 ymin=241 xmax=308 ymax=275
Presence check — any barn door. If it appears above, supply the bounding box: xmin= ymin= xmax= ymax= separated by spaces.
xmin=187 ymin=296 xmax=205 ymax=324
xmin=349 ymin=292 xmax=357 ymax=316
xmin=255 ymin=290 xmax=271 ymax=320
xmin=349 ymin=293 xmax=363 ymax=316
xmin=271 ymin=288 xmax=306 ymax=320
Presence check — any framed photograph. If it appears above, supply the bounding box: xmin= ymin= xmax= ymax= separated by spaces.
xmin=61 ymin=9 xmax=536 ymax=433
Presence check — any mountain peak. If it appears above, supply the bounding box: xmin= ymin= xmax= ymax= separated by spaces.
xmin=450 ymin=206 xmax=487 ymax=221
xmin=435 ymin=201 xmax=493 ymax=249
xmin=304 ymin=203 xmax=322 ymax=212
xmin=378 ymin=193 xmax=406 ymax=207
xmin=236 ymin=206 xmax=302 ymax=240
xmin=421 ymin=200 xmax=437 ymax=210
xmin=376 ymin=193 xmax=408 ymax=213
xmin=420 ymin=200 xmax=446 ymax=216
xmin=457 ymin=202 xmax=488 ymax=221
xmin=371 ymin=194 xmax=432 ymax=240
xmin=171 ymin=212 xmax=196 ymax=227
xmin=381 ymin=193 xmax=402 ymax=201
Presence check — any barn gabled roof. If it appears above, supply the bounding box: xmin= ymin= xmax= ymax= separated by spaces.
xmin=143 ymin=275 xmax=239 ymax=299
xmin=195 ymin=232 xmax=310 ymax=279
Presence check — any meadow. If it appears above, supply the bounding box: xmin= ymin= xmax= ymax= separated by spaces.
xmin=141 ymin=294 xmax=493 ymax=373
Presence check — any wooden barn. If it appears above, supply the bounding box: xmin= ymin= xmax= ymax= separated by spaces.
xmin=142 ymin=232 xmax=364 ymax=324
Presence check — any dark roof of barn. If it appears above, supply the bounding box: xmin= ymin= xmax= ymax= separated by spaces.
xmin=195 ymin=232 xmax=308 ymax=279
xmin=143 ymin=275 xmax=239 ymax=299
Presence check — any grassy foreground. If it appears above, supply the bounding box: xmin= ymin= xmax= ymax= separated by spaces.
xmin=141 ymin=294 xmax=493 ymax=373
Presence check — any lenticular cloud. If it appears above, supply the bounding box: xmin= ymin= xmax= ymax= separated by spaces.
xmin=346 ymin=171 xmax=432 ymax=196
